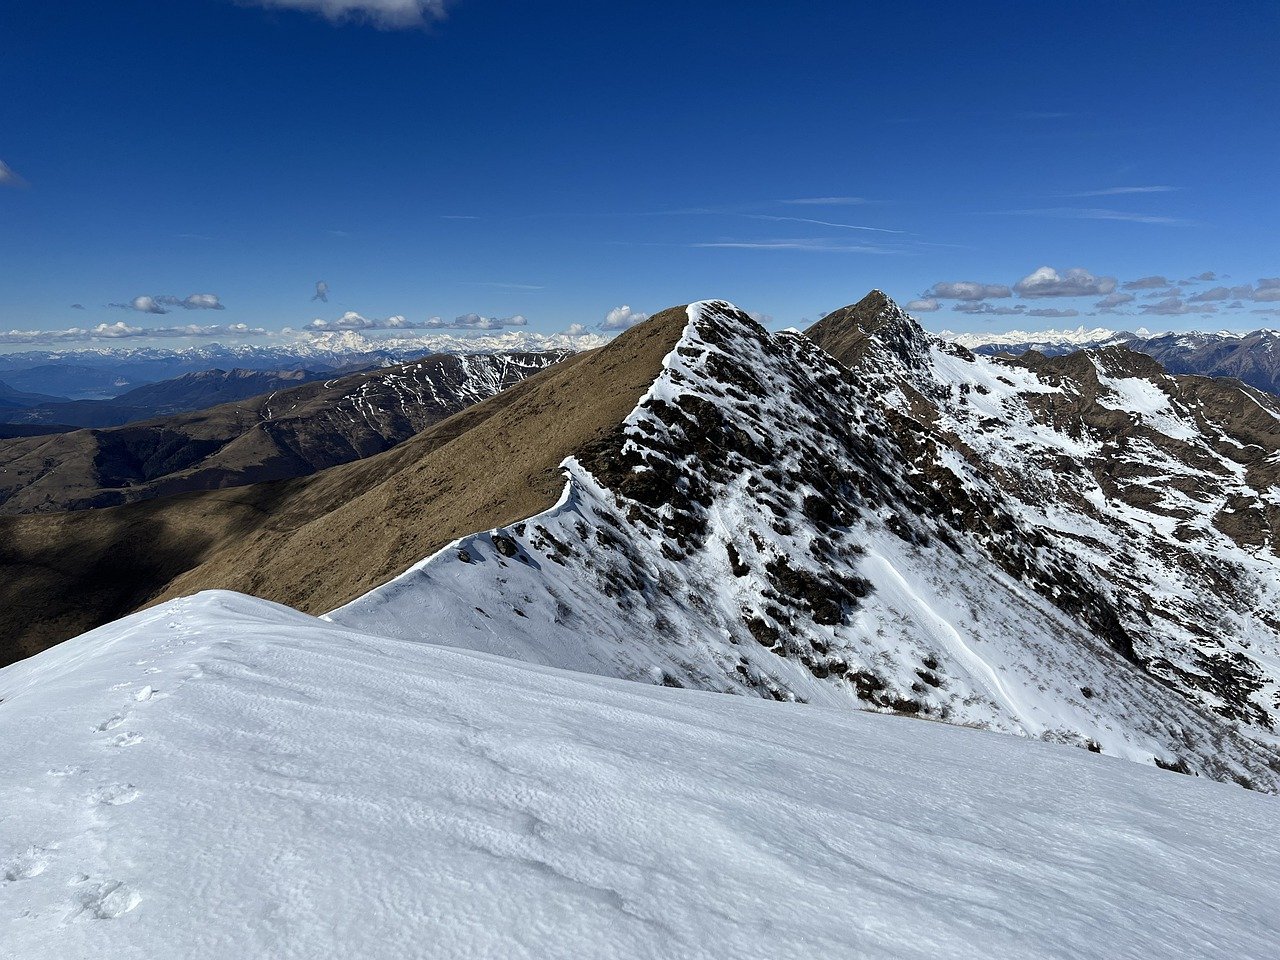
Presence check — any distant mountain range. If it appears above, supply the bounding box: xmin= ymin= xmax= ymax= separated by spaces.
xmin=0 ymin=368 xmax=334 ymax=431
xmin=0 ymin=329 xmax=608 ymax=399
xmin=947 ymin=325 xmax=1280 ymax=395
xmin=0 ymin=351 xmax=569 ymax=515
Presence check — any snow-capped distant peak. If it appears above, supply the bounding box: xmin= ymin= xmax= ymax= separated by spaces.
xmin=941 ymin=326 xmax=1127 ymax=350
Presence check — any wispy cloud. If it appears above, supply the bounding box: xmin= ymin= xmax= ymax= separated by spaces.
xmin=690 ymin=239 xmax=897 ymax=254
xmin=242 ymin=0 xmax=450 ymax=29
xmin=994 ymin=207 xmax=1191 ymax=225
xmin=1068 ymin=186 xmax=1176 ymax=197
xmin=459 ymin=281 xmax=545 ymax=291
xmin=778 ymin=197 xmax=869 ymax=206
xmin=0 ymin=160 xmax=27 ymax=188
xmin=747 ymin=215 xmax=907 ymax=235
xmin=441 ymin=214 xmax=481 ymax=220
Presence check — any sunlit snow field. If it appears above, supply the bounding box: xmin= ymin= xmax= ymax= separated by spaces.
xmin=2 ymin=591 xmax=1277 ymax=959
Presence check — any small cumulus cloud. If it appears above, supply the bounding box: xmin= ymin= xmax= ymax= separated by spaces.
xmin=1094 ymin=292 xmax=1136 ymax=311
xmin=110 ymin=293 xmax=225 ymax=314
xmin=906 ymin=298 xmax=940 ymax=313
xmin=953 ymin=303 xmax=1027 ymax=316
xmin=70 ymin=303 xmax=86 ymax=310
xmin=312 ymin=281 xmax=329 ymax=303
xmin=1122 ymin=276 xmax=1171 ymax=290
xmin=1014 ymin=266 xmax=1117 ymax=299
xmin=434 ymin=313 xmax=529 ymax=330
xmin=562 ymin=323 xmax=588 ymax=336
xmin=600 ymin=305 xmax=650 ymax=331
xmin=1026 ymin=308 xmax=1080 ymax=318
xmin=922 ymin=281 xmax=1012 ymax=301
xmin=1139 ymin=297 xmax=1217 ymax=316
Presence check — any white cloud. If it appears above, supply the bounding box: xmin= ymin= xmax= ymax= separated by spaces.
xmin=111 ymin=295 xmax=169 ymax=314
xmin=691 ymin=239 xmax=895 ymax=254
xmin=242 ymin=0 xmax=450 ymax=28
xmin=779 ymin=197 xmax=868 ymax=205
xmin=1069 ymin=186 xmax=1176 ymax=197
xmin=110 ymin=293 xmax=225 ymax=313
xmin=923 ymin=281 xmax=1012 ymax=301
xmin=562 ymin=323 xmax=588 ymax=336
xmin=312 ymin=281 xmax=329 ymax=303
xmin=1014 ymin=266 xmax=1117 ymax=299
xmin=0 ymin=160 xmax=27 ymax=188
xmin=1121 ymin=275 xmax=1171 ymax=290
xmin=0 ymin=322 xmax=266 ymax=344
xmin=747 ymin=215 xmax=905 ymax=235
xmin=1139 ymin=297 xmax=1217 ymax=316
xmin=1026 ymin=308 xmax=1080 ymax=318
xmin=1094 ymin=292 xmax=1136 ymax=310
xmin=906 ymin=298 xmax=940 ymax=313
xmin=601 ymin=305 xmax=649 ymax=331
xmin=157 ymin=293 xmax=225 ymax=310
xmin=432 ymin=313 xmax=529 ymax=330
xmin=307 ymin=310 xmax=376 ymax=331
xmin=997 ymin=207 xmax=1189 ymax=225
xmin=953 ymin=303 xmax=1026 ymax=316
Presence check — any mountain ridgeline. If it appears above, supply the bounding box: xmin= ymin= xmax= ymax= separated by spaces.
xmin=0 ymin=351 xmax=568 ymax=514
xmin=5 ymin=293 xmax=1280 ymax=792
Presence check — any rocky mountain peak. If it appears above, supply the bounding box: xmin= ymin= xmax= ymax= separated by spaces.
xmin=804 ymin=290 xmax=932 ymax=371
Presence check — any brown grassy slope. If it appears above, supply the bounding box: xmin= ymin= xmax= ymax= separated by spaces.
xmin=0 ymin=307 xmax=689 ymax=665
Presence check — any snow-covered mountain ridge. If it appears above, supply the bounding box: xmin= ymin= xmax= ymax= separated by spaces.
xmin=333 ymin=297 xmax=1280 ymax=790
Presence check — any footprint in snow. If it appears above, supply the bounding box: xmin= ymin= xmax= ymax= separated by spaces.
xmin=2 ymin=847 xmax=50 ymax=882
xmin=109 ymin=732 xmax=143 ymax=748
xmin=90 ymin=784 xmax=139 ymax=806
xmin=70 ymin=880 xmax=141 ymax=920
xmin=95 ymin=715 xmax=126 ymax=732
xmin=134 ymin=685 xmax=155 ymax=702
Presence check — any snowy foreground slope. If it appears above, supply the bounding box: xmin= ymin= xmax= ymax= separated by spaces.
xmin=334 ymin=300 xmax=1280 ymax=789
xmin=2 ymin=591 xmax=1278 ymax=960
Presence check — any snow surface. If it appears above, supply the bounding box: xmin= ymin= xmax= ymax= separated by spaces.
xmin=2 ymin=590 xmax=1278 ymax=960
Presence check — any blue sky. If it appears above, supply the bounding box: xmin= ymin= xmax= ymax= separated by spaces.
xmin=1 ymin=0 xmax=1277 ymax=348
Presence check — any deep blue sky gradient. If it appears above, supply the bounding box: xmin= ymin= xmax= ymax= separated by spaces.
xmin=1 ymin=0 xmax=1277 ymax=345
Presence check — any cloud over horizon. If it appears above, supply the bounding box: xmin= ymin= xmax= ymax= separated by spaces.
xmin=922 ymin=281 xmax=1012 ymax=301
xmin=0 ymin=321 xmax=267 ymax=344
xmin=600 ymin=305 xmax=650 ymax=331
xmin=1014 ymin=266 xmax=1117 ymax=299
